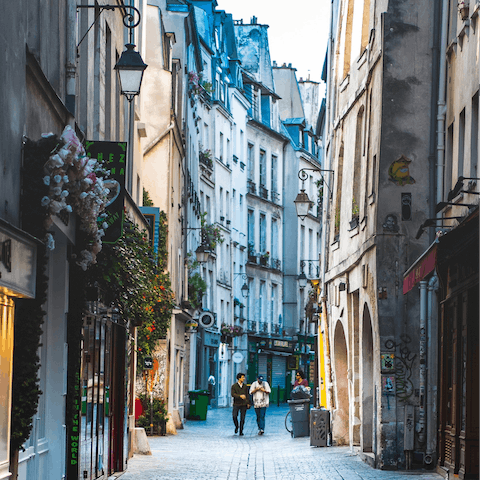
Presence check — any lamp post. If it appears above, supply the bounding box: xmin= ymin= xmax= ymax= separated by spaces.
xmin=233 ymin=273 xmax=249 ymax=298
xmin=115 ymin=44 xmax=147 ymax=194
xmin=76 ymin=5 xmax=147 ymax=194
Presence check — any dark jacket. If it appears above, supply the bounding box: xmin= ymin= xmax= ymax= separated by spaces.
xmin=231 ymin=381 xmax=249 ymax=406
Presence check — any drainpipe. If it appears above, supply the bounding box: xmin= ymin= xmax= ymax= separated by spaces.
xmin=66 ymin=0 xmax=77 ymax=118
xmin=418 ymin=281 xmax=427 ymax=445
xmin=425 ymin=274 xmax=439 ymax=465
xmin=436 ymin=0 xmax=449 ymax=209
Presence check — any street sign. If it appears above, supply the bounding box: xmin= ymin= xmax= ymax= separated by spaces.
xmin=143 ymin=356 xmax=153 ymax=370
xmin=232 ymin=352 xmax=244 ymax=364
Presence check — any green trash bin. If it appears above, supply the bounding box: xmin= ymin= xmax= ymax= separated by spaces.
xmin=188 ymin=390 xmax=209 ymax=420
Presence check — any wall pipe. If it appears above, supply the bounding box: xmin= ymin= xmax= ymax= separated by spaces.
xmin=425 ymin=274 xmax=439 ymax=465
xmin=436 ymin=0 xmax=449 ymax=208
xmin=66 ymin=0 xmax=77 ymax=116
xmin=418 ymin=281 xmax=428 ymax=445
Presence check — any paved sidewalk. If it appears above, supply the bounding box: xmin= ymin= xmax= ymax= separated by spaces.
xmin=120 ymin=405 xmax=443 ymax=480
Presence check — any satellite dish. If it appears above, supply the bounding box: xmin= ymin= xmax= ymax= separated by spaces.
xmin=199 ymin=311 xmax=215 ymax=328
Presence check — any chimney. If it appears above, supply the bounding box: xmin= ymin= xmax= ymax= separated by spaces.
xmin=288 ymin=63 xmax=292 ymax=68
xmin=251 ymin=16 xmax=257 ymax=24
xmin=273 ymin=60 xmax=277 ymax=67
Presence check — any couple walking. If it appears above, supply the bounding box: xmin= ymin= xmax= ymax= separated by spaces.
xmin=231 ymin=373 xmax=271 ymax=436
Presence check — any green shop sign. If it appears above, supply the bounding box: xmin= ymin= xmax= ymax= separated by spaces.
xmin=85 ymin=141 xmax=127 ymax=244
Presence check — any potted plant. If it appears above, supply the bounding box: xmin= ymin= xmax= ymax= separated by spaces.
xmin=458 ymin=0 xmax=469 ymax=19
xmin=248 ymin=242 xmax=256 ymax=263
xmin=136 ymin=394 xmax=168 ymax=435
xmin=199 ymin=148 xmax=213 ymax=168
xmin=349 ymin=197 xmax=360 ymax=229
xmin=260 ymin=251 xmax=270 ymax=266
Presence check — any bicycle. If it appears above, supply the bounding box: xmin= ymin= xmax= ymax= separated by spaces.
xmin=285 ymin=410 xmax=293 ymax=436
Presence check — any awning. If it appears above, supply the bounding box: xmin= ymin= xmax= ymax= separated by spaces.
xmin=403 ymin=244 xmax=437 ymax=294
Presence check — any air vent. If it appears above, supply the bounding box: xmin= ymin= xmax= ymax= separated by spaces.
xmin=199 ymin=312 xmax=215 ymax=328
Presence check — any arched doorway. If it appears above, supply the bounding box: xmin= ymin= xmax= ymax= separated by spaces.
xmin=362 ymin=305 xmax=374 ymax=452
xmin=333 ymin=320 xmax=349 ymax=445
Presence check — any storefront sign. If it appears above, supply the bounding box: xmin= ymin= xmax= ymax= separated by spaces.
xmin=67 ymin=371 xmax=81 ymax=474
xmin=0 ymin=221 xmax=37 ymax=298
xmin=403 ymin=245 xmax=437 ymax=294
xmin=204 ymin=331 xmax=220 ymax=347
xmin=85 ymin=141 xmax=127 ymax=244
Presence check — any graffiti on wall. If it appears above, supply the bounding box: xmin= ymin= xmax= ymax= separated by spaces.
xmin=384 ymin=334 xmax=416 ymax=402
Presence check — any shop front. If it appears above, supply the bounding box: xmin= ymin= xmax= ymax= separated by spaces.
xmin=0 ymin=220 xmax=37 ymax=480
xmin=247 ymin=338 xmax=295 ymax=403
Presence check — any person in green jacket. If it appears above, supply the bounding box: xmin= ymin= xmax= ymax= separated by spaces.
xmin=231 ymin=372 xmax=249 ymax=435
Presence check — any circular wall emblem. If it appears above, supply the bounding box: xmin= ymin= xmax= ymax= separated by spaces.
xmin=232 ymin=352 xmax=244 ymax=364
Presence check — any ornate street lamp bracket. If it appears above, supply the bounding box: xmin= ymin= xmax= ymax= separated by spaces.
xmin=76 ymin=5 xmax=141 ymax=51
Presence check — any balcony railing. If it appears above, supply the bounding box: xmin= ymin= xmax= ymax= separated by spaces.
xmin=259 ymin=184 xmax=268 ymax=200
xmin=271 ymin=258 xmax=281 ymax=271
xmin=247 ymin=320 xmax=257 ymax=333
xmin=271 ymin=191 xmax=280 ymax=204
xmin=247 ymin=179 xmax=256 ymax=194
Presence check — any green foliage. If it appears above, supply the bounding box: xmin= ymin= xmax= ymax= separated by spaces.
xmin=143 ymin=188 xmax=154 ymax=207
xmin=89 ymin=216 xmax=175 ymax=371
xmin=11 ymin=136 xmax=57 ymax=452
xmin=136 ymin=394 xmax=168 ymax=425
xmin=188 ymin=272 xmax=207 ymax=309
xmin=200 ymin=211 xmax=224 ymax=248
xmin=352 ymin=197 xmax=359 ymax=218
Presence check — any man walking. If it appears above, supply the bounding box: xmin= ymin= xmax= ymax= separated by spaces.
xmin=231 ymin=372 xmax=249 ymax=436
xmin=249 ymin=375 xmax=271 ymax=435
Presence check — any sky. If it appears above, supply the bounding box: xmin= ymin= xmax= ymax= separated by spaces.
xmin=217 ymin=0 xmax=331 ymax=84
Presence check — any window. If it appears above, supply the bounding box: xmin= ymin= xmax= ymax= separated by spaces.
xmin=271 ymin=155 xmax=278 ymax=193
xmin=261 ymin=94 xmax=271 ymax=127
xmin=470 ymin=92 xmax=478 ymax=179
xmin=259 ymin=281 xmax=265 ymax=324
xmin=458 ymin=108 xmax=466 ymax=179
xmin=446 ymin=122 xmax=454 ymax=198
xmin=259 ymin=213 xmax=267 ymax=253
xmin=271 ymin=284 xmax=277 ymax=326
xmin=259 ymin=149 xmax=266 ymax=186
xmin=248 ymin=209 xmax=255 ymax=246
xmin=271 ymin=218 xmax=278 ymax=259
xmin=219 ymin=187 xmax=224 ymax=218
xmin=240 ymin=130 xmax=244 ymax=162
xmin=227 ymin=138 xmax=230 ymax=164
xmin=219 ymin=132 xmax=224 ymax=162
xmin=226 ymin=190 xmax=230 ymax=221
xmin=204 ymin=123 xmax=209 ymax=149
xmin=353 ymin=108 xmax=364 ymax=218
xmin=247 ymin=143 xmax=255 ymax=181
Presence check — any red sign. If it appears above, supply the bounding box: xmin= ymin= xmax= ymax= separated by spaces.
xmin=403 ymin=245 xmax=437 ymax=294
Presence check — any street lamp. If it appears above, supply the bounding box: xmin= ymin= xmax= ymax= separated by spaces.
xmin=194 ymin=243 xmax=211 ymax=263
xmin=294 ymin=189 xmax=313 ymax=221
xmin=114 ymin=43 xmax=148 ymax=102
xmin=294 ymin=167 xmax=334 ymax=221
xmin=234 ymin=273 xmax=250 ymax=298
xmin=241 ymin=282 xmax=249 ymax=298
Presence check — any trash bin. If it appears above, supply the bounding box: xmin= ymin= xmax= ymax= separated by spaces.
xmin=310 ymin=408 xmax=330 ymax=446
xmin=288 ymin=398 xmax=311 ymax=437
xmin=188 ymin=390 xmax=209 ymax=420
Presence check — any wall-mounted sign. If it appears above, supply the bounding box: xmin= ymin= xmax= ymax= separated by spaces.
xmin=143 ymin=356 xmax=153 ymax=370
xmin=0 ymin=222 xmax=37 ymax=298
xmin=85 ymin=141 xmax=127 ymax=244
xmin=232 ymin=352 xmax=244 ymax=364
xmin=381 ymin=353 xmax=395 ymax=372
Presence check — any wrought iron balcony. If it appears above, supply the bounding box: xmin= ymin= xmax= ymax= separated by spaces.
xmin=247 ymin=179 xmax=256 ymax=194
xmin=259 ymin=184 xmax=268 ymax=200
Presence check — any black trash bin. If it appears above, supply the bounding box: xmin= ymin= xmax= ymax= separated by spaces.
xmin=310 ymin=408 xmax=330 ymax=446
xmin=287 ymin=398 xmax=311 ymax=437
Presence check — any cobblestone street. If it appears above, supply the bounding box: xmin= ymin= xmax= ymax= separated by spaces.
xmin=119 ymin=406 xmax=443 ymax=480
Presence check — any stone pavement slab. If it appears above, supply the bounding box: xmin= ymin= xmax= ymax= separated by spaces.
xmin=119 ymin=405 xmax=443 ymax=480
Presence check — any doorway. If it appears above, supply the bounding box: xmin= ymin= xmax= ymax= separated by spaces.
xmin=362 ymin=305 xmax=374 ymax=453
xmin=333 ymin=320 xmax=349 ymax=445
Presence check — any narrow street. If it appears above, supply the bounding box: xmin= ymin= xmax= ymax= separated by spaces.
xmin=120 ymin=406 xmax=443 ymax=480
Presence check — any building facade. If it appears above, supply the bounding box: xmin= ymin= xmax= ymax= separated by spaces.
xmin=322 ymin=0 xmax=438 ymax=469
